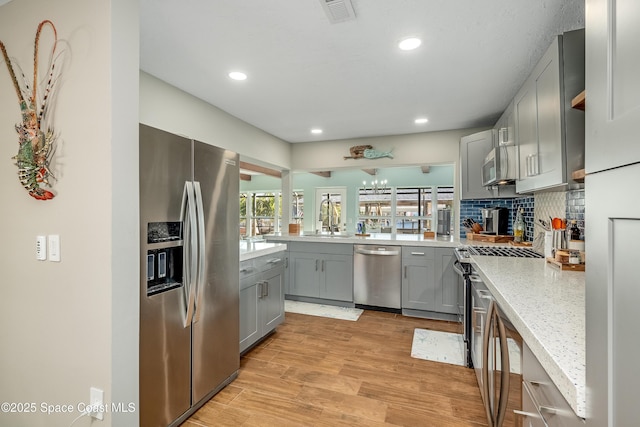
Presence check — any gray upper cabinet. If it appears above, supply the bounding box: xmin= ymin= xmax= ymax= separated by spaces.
xmin=460 ymin=130 xmax=495 ymax=200
xmin=515 ymin=29 xmax=585 ymax=193
xmin=586 ymin=0 xmax=640 ymax=173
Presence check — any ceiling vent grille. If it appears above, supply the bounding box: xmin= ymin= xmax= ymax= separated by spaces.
xmin=321 ymin=0 xmax=356 ymax=24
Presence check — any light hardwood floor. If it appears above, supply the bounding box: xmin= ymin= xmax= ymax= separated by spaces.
xmin=184 ymin=310 xmax=488 ymax=427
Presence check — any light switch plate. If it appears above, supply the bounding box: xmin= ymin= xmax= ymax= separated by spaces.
xmin=48 ymin=235 xmax=60 ymax=262
xmin=36 ymin=235 xmax=47 ymax=260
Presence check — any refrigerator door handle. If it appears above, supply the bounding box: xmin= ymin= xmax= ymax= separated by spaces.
xmin=180 ymin=181 xmax=197 ymax=328
xmin=192 ymin=181 xmax=206 ymax=324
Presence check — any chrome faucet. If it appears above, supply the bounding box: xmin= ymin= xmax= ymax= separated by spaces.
xmin=320 ymin=195 xmax=335 ymax=235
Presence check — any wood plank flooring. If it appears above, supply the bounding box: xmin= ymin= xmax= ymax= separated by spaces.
xmin=184 ymin=310 xmax=488 ymax=427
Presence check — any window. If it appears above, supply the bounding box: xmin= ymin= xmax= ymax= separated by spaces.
xmin=315 ymin=188 xmax=346 ymax=232
xmin=358 ymin=187 xmax=393 ymax=232
xmin=240 ymin=191 xmax=281 ymax=238
xmin=395 ymin=187 xmax=432 ymax=234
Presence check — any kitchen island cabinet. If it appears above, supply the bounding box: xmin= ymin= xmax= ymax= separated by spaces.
xmin=239 ymin=244 xmax=286 ymax=354
xmin=287 ymin=242 xmax=353 ymax=303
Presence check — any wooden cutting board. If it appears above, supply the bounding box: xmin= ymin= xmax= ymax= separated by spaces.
xmin=509 ymin=241 xmax=532 ymax=247
xmin=466 ymin=232 xmax=514 ymax=243
xmin=546 ymin=258 xmax=586 ymax=271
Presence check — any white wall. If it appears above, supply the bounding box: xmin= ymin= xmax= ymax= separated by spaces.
xmin=140 ymin=72 xmax=292 ymax=170
xmin=290 ymin=128 xmax=486 ymax=171
xmin=291 ymin=128 xmax=487 ymax=236
xmin=0 ymin=0 xmax=138 ymax=426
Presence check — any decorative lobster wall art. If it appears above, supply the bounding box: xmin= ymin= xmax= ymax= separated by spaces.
xmin=0 ymin=20 xmax=64 ymax=200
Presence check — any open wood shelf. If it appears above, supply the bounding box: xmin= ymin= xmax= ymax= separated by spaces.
xmin=572 ymin=168 xmax=586 ymax=182
xmin=571 ymin=90 xmax=585 ymax=110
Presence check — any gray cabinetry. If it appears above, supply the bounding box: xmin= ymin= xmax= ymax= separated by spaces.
xmin=433 ymin=248 xmax=459 ymax=315
xmin=521 ymin=343 xmax=584 ymax=427
xmin=460 ymin=130 xmax=495 ymax=200
xmin=402 ymin=247 xmax=459 ymax=318
xmin=402 ymin=247 xmax=435 ymax=311
xmin=239 ymin=255 xmax=285 ymax=354
xmin=515 ymin=29 xmax=585 ymax=193
xmin=288 ymin=242 xmax=353 ymax=303
xmin=586 ymin=0 xmax=640 ymax=173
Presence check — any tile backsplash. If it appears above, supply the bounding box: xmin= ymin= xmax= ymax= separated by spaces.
xmin=566 ymin=189 xmax=585 ymax=239
xmin=460 ymin=190 xmax=586 ymax=242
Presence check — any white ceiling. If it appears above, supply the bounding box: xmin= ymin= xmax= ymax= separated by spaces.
xmin=139 ymin=0 xmax=584 ymax=143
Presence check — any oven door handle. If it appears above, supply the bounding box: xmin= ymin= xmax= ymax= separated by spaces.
xmin=482 ymin=300 xmax=495 ymax=427
xmin=452 ymin=260 xmax=466 ymax=277
xmin=496 ymin=309 xmax=511 ymax=427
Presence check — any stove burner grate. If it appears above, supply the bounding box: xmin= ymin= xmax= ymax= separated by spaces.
xmin=467 ymin=245 xmax=544 ymax=258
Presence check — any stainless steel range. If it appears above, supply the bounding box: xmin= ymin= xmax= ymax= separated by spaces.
xmin=452 ymin=245 xmax=543 ymax=369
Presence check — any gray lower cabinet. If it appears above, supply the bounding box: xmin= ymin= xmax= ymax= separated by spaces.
xmin=239 ymin=255 xmax=285 ymax=353
xmin=522 ymin=343 xmax=584 ymax=427
xmin=433 ymin=248 xmax=459 ymax=315
xmin=288 ymin=242 xmax=353 ymax=302
xmin=402 ymin=247 xmax=459 ymax=316
xmin=402 ymin=247 xmax=435 ymax=311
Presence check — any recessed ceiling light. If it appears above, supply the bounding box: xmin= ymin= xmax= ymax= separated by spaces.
xmin=399 ymin=37 xmax=422 ymax=51
xmin=228 ymin=71 xmax=247 ymax=81
xmin=311 ymin=128 xmax=323 ymax=134
xmin=415 ymin=118 xmax=429 ymax=124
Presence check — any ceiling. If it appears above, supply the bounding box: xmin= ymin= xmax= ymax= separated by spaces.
xmin=140 ymin=0 xmax=584 ymax=143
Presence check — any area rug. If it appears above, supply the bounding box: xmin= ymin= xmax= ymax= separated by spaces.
xmin=411 ymin=329 xmax=465 ymax=366
xmin=284 ymin=300 xmax=363 ymax=321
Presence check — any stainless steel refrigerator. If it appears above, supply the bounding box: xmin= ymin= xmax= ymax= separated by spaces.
xmin=139 ymin=124 xmax=239 ymax=427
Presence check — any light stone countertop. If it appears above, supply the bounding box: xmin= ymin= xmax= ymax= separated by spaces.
xmin=471 ymin=256 xmax=585 ymax=418
xmin=266 ymin=232 xmax=462 ymax=247
xmin=240 ymin=241 xmax=287 ymax=261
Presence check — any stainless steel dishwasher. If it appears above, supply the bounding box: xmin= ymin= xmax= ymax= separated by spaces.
xmin=353 ymin=244 xmax=401 ymax=310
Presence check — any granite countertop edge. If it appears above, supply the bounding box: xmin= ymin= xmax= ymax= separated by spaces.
xmin=471 ymin=256 xmax=585 ymax=419
xmin=240 ymin=242 xmax=287 ymax=261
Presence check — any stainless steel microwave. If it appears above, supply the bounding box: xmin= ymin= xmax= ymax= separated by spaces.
xmin=482 ymin=144 xmax=517 ymax=186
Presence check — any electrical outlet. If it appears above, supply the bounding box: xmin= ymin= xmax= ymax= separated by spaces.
xmin=90 ymin=387 xmax=104 ymax=421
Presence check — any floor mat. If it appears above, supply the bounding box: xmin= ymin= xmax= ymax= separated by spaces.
xmin=284 ymin=300 xmax=363 ymax=321
xmin=411 ymin=328 xmax=465 ymax=366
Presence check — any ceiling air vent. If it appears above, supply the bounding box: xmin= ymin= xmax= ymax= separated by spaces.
xmin=321 ymin=0 xmax=356 ymax=24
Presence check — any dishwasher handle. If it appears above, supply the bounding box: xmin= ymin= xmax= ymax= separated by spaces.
xmin=354 ymin=247 xmax=400 ymax=256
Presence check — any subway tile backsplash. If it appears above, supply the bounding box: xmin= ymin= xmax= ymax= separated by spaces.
xmin=566 ymin=189 xmax=585 ymax=239
xmin=460 ymin=190 xmax=585 ymax=243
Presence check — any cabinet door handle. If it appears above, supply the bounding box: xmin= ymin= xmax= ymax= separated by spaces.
xmin=264 ymin=281 xmax=269 ymax=297
xmin=321 ymin=260 xmax=325 ymax=272
xmin=404 ymin=266 xmax=407 ymax=279
xmin=315 ymin=259 xmax=318 ymax=271
xmin=411 ymin=251 xmax=425 ymax=256
xmin=258 ymin=282 xmax=264 ymax=299
xmin=285 ymin=257 xmax=288 ymax=268
xmin=267 ymin=258 xmax=282 ymax=264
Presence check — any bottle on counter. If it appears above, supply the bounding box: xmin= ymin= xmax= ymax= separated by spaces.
xmin=570 ymin=220 xmax=581 ymax=240
xmin=514 ymin=208 xmax=525 ymax=243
